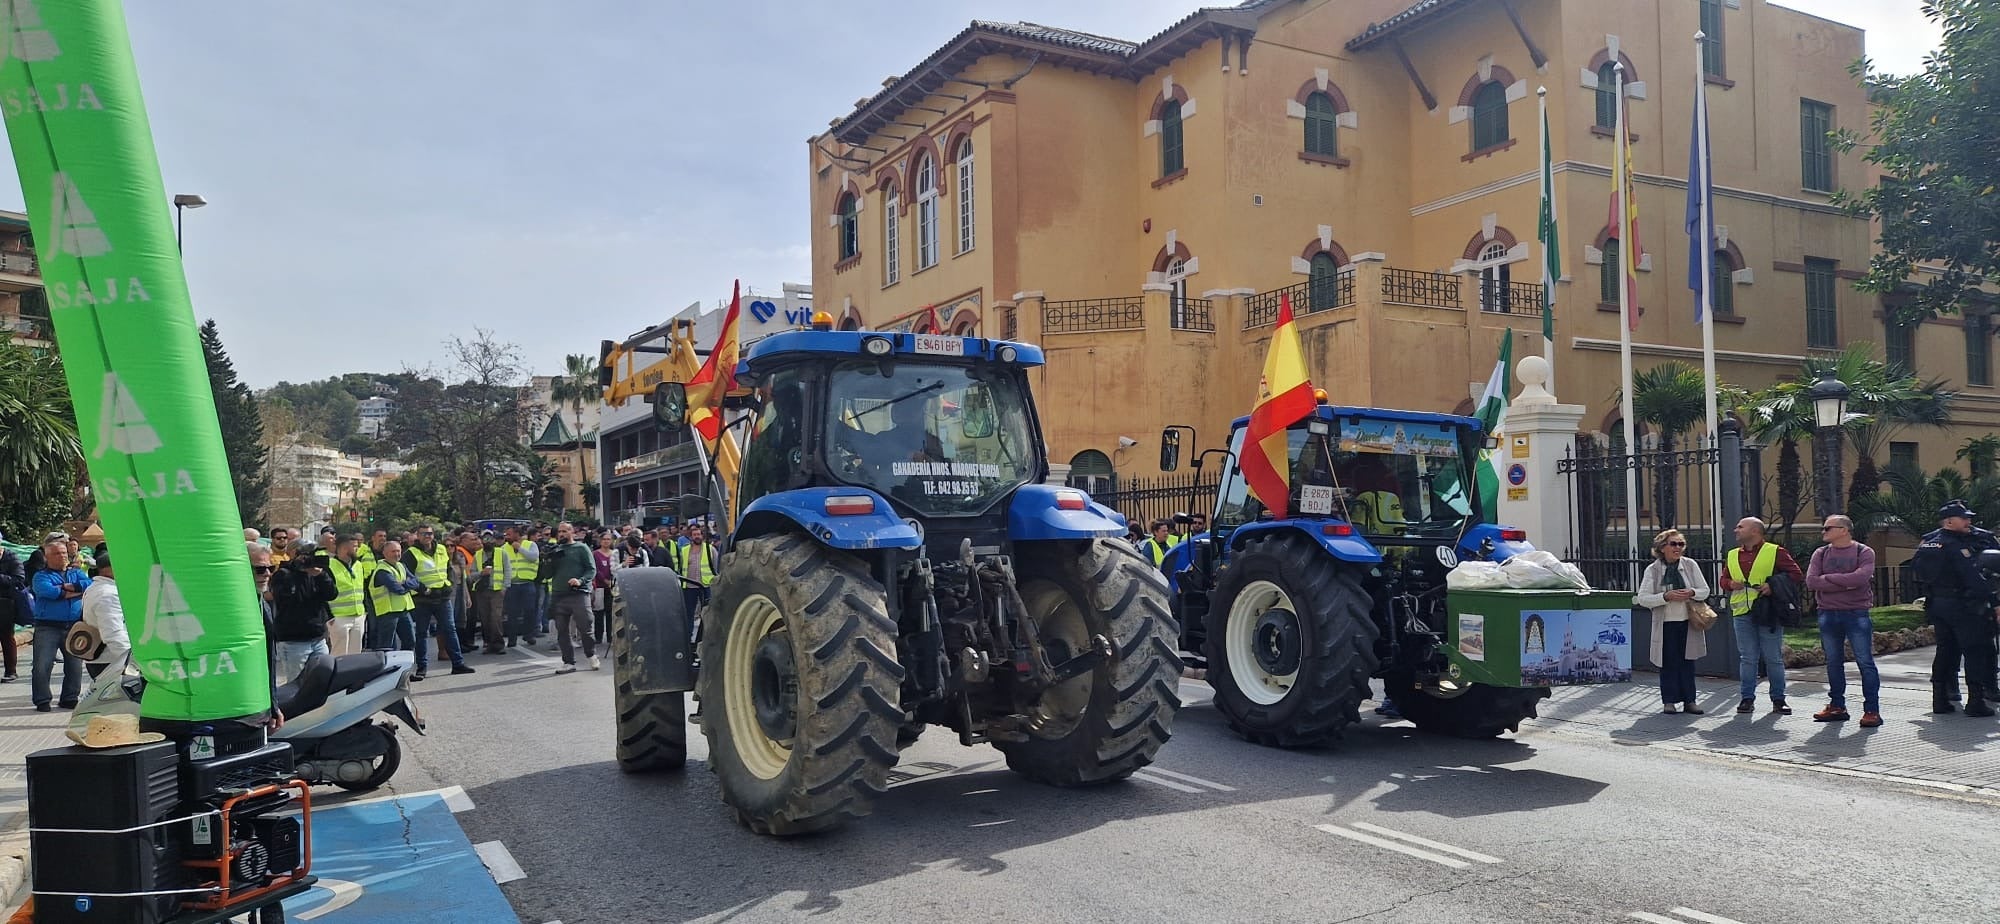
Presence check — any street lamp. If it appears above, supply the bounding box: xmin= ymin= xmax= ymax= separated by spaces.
xmin=1809 ymin=373 xmax=1851 ymax=519
xmin=172 ymin=193 xmax=206 ymax=253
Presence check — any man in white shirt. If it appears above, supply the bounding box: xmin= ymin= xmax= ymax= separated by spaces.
xmin=79 ymin=545 xmax=128 ymax=678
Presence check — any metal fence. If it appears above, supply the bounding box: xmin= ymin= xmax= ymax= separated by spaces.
xmin=1558 ymin=436 xmax=1739 ymax=592
xmin=1091 ymin=472 xmax=1221 ymax=532
xmin=1478 ymin=277 xmax=1545 ymax=316
xmin=1170 ymin=296 xmax=1214 ymax=332
xmin=1380 ymin=268 xmax=1461 ymax=309
xmin=1044 ymin=297 xmax=1144 ymax=334
xmin=1245 ymin=274 xmax=1355 ymax=328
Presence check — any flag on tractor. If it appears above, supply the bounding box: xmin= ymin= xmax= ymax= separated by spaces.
xmin=1471 ymin=332 xmax=1514 ymax=523
xmin=1240 ymin=294 xmax=1317 ymax=520
xmin=1608 ymin=79 xmax=1642 ymax=331
xmin=686 ymin=280 xmax=742 ymax=444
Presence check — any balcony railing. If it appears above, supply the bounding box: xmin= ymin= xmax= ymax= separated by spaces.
xmin=1169 ymin=296 xmax=1214 ymax=332
xmin=1044 ymin=297 xmax=1144 ymax=334
xmin=0 ymin=251 xmax=37 ymax=276
xmin=1477 ymin=277 xmax=1547 ymax=316
xmin=1380 ymin=268 xmax=1461 ymax=309
xmin=0 ymin=315 xmax=49 ymax=341
xmin=1244 ymin=274 xmax=1355 ymax=329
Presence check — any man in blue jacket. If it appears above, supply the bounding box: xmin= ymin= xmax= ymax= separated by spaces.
xmin=29 ymin=535 xmax=89 ymax=712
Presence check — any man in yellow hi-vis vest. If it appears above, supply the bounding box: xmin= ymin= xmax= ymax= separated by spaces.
xmin=1138 ymin=520 xmax=1177 ymax=572
xmin=470 ymin=531 xmax=511 ymax=655
xmin=1717 ymin=517 xmax=1804 ymax=715
xmin=501 ymin=525 xmax=542 ymax=648
xmin=325 ymin=533 xmax=371 ymax=656
xmin=671 ymin=521 xmax=720 ymax=642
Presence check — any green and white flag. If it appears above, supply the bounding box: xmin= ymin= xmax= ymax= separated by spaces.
xmin=0 ymin=1 xmax=271 ymax=723
xmin=1536 ymin=94 xmax=1560 ymax=358
xmin=1472 ymin=333 xmax=1514 ymax=524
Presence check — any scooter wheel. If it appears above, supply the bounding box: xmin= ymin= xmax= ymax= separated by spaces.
xmin=331 ymin=724 xmax=402 ymax=792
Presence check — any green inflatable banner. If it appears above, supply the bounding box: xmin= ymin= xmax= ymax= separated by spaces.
xmin=0 ymin=0 xmax=269 ymax=722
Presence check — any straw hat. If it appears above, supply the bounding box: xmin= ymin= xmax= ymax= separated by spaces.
xmin=66 ymin=713 xmax=166 ymax=749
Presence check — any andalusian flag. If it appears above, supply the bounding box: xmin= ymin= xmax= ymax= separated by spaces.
xmin=1536 ymin=95 xmax=1559 ymax=348
xmin=686 ymin=280 xmax=743 ymax=444
xmin=1241 ymin=294 xmax=1317 ymax=519
xmin=1472 ymin=333 xmax=1514 ymax=523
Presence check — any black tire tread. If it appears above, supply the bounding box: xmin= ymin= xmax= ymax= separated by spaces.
xmin=1394 ymin=682 xmax=1550 ymax=739
xmin=331 ymin=725 xmax=402 ymax=792
xmin=1205 ymin=533 xmax=1380 ymax=748
xmin=611 ymin=591 xmax=688 ymax=773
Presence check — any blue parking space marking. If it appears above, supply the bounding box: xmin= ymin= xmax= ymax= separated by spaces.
xmin=282 ymin=792 xmax=517 ymax=922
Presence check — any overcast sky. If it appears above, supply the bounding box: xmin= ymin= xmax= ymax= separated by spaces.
xmin=0 ymin=1 xmax=1943 ymax=387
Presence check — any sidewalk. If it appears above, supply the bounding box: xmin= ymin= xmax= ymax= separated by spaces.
xmin=1539 ymin=644 xmax=2000 ymax=793
xmin=0 ymin=628 xmax=52 ymax=910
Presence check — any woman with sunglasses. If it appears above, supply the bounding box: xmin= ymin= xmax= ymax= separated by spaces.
xmin=1636 ymin=528 xmax=1711 ymax=714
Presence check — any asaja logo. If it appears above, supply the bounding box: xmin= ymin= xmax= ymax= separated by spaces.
xmin=137 ymin=565 xmax=205 ymax=646
xmin=94 ymin=372 xmax=162 ymax=457
xmin=1 ymin=0 xmax=60 ymax=64
xmin=48 ymin=173 xmax=110 ymax=258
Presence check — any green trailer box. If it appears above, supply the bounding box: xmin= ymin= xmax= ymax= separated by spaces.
xmin=1445 ymin=589 xmax=1634 ymax=688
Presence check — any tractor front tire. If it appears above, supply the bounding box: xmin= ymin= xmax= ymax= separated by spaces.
xmin=1001 ymin=540 xmax=1182 ymax=786
xmin=1206 ymin=533 xmax=1380 ymax=748
xmin=611 ymin=589 xmax=687 ymax=773
xmin=1391 ymin=681 xmax=1550 ymax=739
xmin=698 ymin=533 xmax=905 ymax=835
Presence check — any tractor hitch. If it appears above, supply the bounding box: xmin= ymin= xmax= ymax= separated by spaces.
xmin=1044 ymin=633 xmax=1114 ymax=685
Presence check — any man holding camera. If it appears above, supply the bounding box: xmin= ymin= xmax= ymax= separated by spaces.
xmin=1913 ymin=499 xmax=2000 ymax=717
xmin=269 ymin=543 xmax=337 ymax=683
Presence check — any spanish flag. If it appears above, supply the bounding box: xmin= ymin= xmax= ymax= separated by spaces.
xmin=1241 ymin=294 xmax=1317 ymax=519
xmin=686 ymin=280 xmax=742 ymax=443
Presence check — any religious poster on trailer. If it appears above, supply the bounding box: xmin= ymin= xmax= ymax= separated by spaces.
xmin=1519 ymin=608 xmax=1633 ymax=686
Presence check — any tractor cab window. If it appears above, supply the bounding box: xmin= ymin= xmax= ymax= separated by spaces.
xmin=824 ymin=360 xmax=1035 ymax=515
xmin=739 ymin=367 xmax=809 ymax=507
xmin=1213 ymin=418 xmax=1476 ymax=539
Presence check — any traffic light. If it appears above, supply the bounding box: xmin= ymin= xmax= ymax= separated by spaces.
xmin=597 ymin=340 xmax=616 ymax=388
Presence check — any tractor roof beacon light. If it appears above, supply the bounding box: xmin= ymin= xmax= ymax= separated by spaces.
xmin=863 ymin=336 xmax=894 ymax=357
xmin=811 ymin=311 xmax=836 ymax=331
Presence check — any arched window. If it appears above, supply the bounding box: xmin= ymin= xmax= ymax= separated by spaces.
xmin=1599 ymin=238 xmax=1621 ymax=305
xmin=1595 ymin=62 xmax=1620 ymax=129
xmin=1304 ymin=91 xmax=1338 ymax=157
xmin=836 ymin=192 xmax=859 ymax=261
xmin=1710 ymin=250 xmax=1735 ymax=318
xmin=1160 ymin=100 xmax=1185 ymax=176
xmin=1166 ymin=256 xmax=1190 ymax=327
xmin=1478 ymin=241 xmax=1513 ymax=313
xmin=1068 ymin=450 xmax=1115 ymax=494
xmin=1471 ymin=81 xmax=1509 ymax=151
xmin=914 ymin=154 xmax=939 ymax=270
xmin=1308 ymin=252 xmax=1342 ymax=312
xmin=955 ymin=138 xmax=975 ymax=254
xmin=882 ymin=182 xmax=900 ymax=285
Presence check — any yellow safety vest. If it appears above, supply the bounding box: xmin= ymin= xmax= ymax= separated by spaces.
xmin=508 ymin=541 xmax=539 ymax=582
xmin=368 ymin=561 xmax=414 ymax=615
xmin=327 ymin=557 xmax=369 ymax=619
xmin=474 ymin=547 xmax=508 ymax=590
xmin=672 ymin=542 xmax=718 ymax=585
xmin=1142 ymin=538 xmax=1171 ymax=567
xmin=1725 ymin=542 xmax=1781 ymax=616
xmin=408 ymin=543 xmax=453 ymax=590
xmin=357 ymin=545 xmax=378 ymax=567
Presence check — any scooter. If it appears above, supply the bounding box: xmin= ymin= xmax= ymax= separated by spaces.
xmin=272 ymin=649 xmax=425 ymax=791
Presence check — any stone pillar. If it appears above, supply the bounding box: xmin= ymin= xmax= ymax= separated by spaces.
xmin=1346 ymin=254 xmax=1386 ymax=407
xmin=1495 ymin=354 xmax=1585 ymax=556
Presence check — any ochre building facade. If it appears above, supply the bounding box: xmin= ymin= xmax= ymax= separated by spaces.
xmin=806 ymin=0 xmax=1983 ymax=489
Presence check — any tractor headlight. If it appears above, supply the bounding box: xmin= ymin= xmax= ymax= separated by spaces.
xmin=996 ymin=345 xmax=1019 ymax=363
xmin=863 ymin=336 xmax=894 ymax=357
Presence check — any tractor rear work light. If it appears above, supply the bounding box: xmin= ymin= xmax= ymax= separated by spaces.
xmin=1054 ymin=491 xmax=1088 ymax=511
xmin=863 ymin=336 xmax=894 ymax=356
xmin=1500 ymin=528 xmax=1528 ymax=541
xmin=996 ymin=345 xmax=1019 ymax=363
xmin=824 ymin=495 xmax=876 ymax=516
xmin=1321 ymin=523 xmax=1354 ymax=537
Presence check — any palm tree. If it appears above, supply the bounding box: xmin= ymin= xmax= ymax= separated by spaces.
xmin=1958 ymin=434 xmax=2000 ymax=480
xmin=1732 ymin=384 xmax=1817 ymax=547
xmin=1851 ymin=463 xmax=2000 ymax=542
xmin=549 ymin=353 xmax=603 ymax=514
xmin=1792 ymin=344 xmax=1954 ymax=505
xmin=0 ymin=341 xmax=83 ymax=535
xmin=1618 ymin=361 xmax=1707 ymax=528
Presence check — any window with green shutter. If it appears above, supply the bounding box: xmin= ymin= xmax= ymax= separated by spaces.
xmin=1800 ymin=99 xmax=1834 ymax=192
xmin=1159 ymin=100 xmax=1184 ymax=177
xmin=1700 ymin=0 xmax=1726 ymax=77
xmin=1968 ymin=313 xmax=1991 ymax=387
xmin=1710 ymin=252 xmax=1735 ymax=318
xmin=1885 ymin=317 xmax=1915 ymax=374
xmin=1304 ymin=92 xmax=1338 ymax=157
xmin=1804 ymin=258 xmax=1839 ymax=349
xmin=1595 ymin=62 xmax=1619 ymax=129
xmin=1471 ymin=82 xmax=1508 ymax=151
xmin=1600 ymin=238 xmax=1621 ymax=305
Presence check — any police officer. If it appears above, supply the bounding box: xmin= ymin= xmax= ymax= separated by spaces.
xmin=1912 ymin=499 xmax=2000 ymax=717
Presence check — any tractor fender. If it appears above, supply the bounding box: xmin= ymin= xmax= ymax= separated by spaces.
xmin=734 ymin=488 xmax=923 ymax=550
xmin=1008 ymin=484 xmax=1126 ymax=541
xmin=612 ymin=566 xmax=695 ymax=695
xmin=1227 ymin=520 xmax=1383 ymax=564
xmin=1456 ymin=523 xmax=1536 ymax=563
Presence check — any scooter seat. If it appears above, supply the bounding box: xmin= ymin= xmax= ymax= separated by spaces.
xmin=274 ymin=651 xmax=392 ymax=718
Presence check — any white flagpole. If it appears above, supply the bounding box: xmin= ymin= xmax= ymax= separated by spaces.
xmin=1615 ymin=62 xmax=1640 ymax=578
xmin=1539 ymin=87 xmax=1557 ymax=396
xmin=1696 ymin=31 xmax=1724 ymax=558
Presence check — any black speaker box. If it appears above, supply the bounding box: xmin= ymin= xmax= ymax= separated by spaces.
xmin=27 ymin=742 xmax=187 ymax=924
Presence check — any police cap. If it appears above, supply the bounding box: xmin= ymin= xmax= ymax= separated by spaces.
xmin=1938 ymin=499 xmax=1976 ymax=521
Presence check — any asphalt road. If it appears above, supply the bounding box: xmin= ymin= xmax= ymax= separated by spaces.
xmin=360 ymin=643 xmax=2000 ymax=924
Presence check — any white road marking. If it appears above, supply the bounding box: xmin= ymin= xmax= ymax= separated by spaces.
xmin=1347 ymin=821 xmax=1501 ymax=864
xmin=1140 ymin=767 xmax=1236 ymax=792
xmin=295 ymin=878 xmax=363 ymax=920
xmin=1629 ymin=914 xmax=1684 ymax=924
xmin=473 ymin=840 xmax=526 ymax=884
xmin=1669 ymin=909 xmax=1749 ymax=924
xmin=440 ymin=785 xmax=474 ymax=813
xmin=514 ymin=645 xmax=557 ymax=663
xmin=1132 ymin=771 xmax=1205 ymax=794
xmin=1314 ymin=824 xmax=1471 ymax=869
xmin=968 ymin=819 xmax=1013 ymax=827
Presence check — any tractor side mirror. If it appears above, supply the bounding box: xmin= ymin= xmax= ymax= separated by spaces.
xmin=1159 ymin=428 xmax=1181 ymax=472
xmin=653 ymin=382 xmax=687 ymax=430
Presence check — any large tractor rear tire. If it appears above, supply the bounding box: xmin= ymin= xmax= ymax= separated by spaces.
xmin=1206 ymin=533 xmax=1380 ymax=748
xmin=1000 ymin=540 xmax=1182 ymax=786
xmin=611 ymin=589 xmax=687 ymax=773
xmin=1391 ymin=680 xmax=1549 ymax=739
xmin=698 ymin=533 xmax=904 ymax=835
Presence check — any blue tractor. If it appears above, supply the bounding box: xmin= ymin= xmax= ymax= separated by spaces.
xmin=614 ymin=329 xmax=1181 ymax=835
xmin=1160 ymin=404 xmax=1549 ymax=744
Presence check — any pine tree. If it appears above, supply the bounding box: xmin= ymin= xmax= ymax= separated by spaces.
xmin=199 ymin=320 xmax=270 ymax=527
